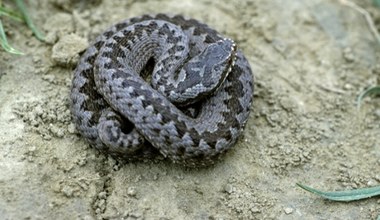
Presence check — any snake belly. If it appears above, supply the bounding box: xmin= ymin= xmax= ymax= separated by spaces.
xmin=70 ymin=14 xmax=254 ymax=167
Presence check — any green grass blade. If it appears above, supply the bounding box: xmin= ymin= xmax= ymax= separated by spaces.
xmin=374 ymin=0 xmax=380 ymax=7
xmin=356 ymin=86 xmax=380 ymax=109
xmin=14 ymin=0 xmax=44 ymax=41
xmin=297 ymin=183 xmax=380 ymax=201
xmin=0 ymin=5 xmax=23 ymax=22
xmin=0 ymin=19 xmax=23 ymax=54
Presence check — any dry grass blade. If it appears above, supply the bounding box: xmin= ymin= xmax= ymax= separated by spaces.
xmin=339 ymin=0 xmax=380 ymax=45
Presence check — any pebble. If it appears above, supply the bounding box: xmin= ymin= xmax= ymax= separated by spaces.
xmin=51 ymin=33 xmax=88 ymax=66
xmin=284 ymin=207 xmax=294 ymax=214
xmin=251 ymin=207 xmax=261 ymax=213
xmin=224 ymin=184 xmax=234 ymax=194
xmin=343 ymin=47 xmax=355 ymax=62
xmin=374 ymin=109 xmax=380 ymax=118
xmin=67 ymin=123 xmax=76 ymax=134
xmin=127 ymin=187 xmax=137 ymax=197
xmin=98 ymin=191 xmax=107 ymax=199
xmin=61 ymin=185 xmax=74 ymax=197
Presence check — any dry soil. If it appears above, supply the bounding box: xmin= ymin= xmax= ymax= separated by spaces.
xmin=0 ymin=0 xmax=379 ymax=219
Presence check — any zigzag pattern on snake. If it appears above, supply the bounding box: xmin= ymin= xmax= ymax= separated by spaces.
xmin=70 ymin=14 xmax=254 ymax=167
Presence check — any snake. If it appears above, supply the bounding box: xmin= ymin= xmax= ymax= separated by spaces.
xmin=70 ymin=14 xmax=254 ymax=167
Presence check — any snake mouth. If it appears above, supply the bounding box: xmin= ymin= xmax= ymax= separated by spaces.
xmin=222 ymin=38 xmax=237 ymax=72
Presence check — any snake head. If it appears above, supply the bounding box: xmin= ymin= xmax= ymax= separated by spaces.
xmin=207 ymin=38 xmax=237 ymax=78
xmin=190 ymin=38 xmax=237 ymax=87
xmin=172 ymin=38 xmax=237 ymax=105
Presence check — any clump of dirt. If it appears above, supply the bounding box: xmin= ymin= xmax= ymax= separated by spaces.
xmin=12 ymin=76 xmax=73 ymax=140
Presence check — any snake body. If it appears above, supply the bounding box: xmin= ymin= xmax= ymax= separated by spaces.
xmin=70 ymin=14 xmax=254 ymax=166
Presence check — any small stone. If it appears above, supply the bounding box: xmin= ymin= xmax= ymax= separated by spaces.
xmin=343 ymin=47 xmax=355 ymax=62
xmin=97 ymin=199 xmax=105 ymax=210
xmin=32 ymin=56 xmax=41 ymax=63
xmin=251 ymin=207 xmax=261 ymax=213
xmin=42 ymin=134 xmax=52 ymax=140
xmin=50 ymin=125 xmax=64 ymax=138
xmin=129 ymin=212 xmax=142 ymax=218
xmin=41 ymin=74 xmax=56 ymax=83
xmin=95 ymin=208 xmax=101 ymax=214
xmin=61 ymin=185 xmax=74 ymax=197
xmin=34 ymin=105 xmax=44 ymax=116
xmin=67 ymin=123 xmax=76 ymax=134
xmin=28 ymin=145 xmax=36 ymax=153
xmin=98 ymin=191 xmax=107 ymax=199
xmin=284 ymin=207 xmax=294 ymax=214
xmin=224 ymin=184 xmax=234 ymax=194
xmin=374 ymin=109 xmax=380 ymax=118
xmin=127 ymin=187 xmax=137 ymax=197
xmin=343 ymin=83 xmax=352 ymax=90
xmin=272 ymin=39 xmax=287 ymax=54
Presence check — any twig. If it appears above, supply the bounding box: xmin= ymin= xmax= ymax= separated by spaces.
xmin=339 ymin=0 xmax=380 ymax=45
xmin=317 ymin=84 xmax=347 ymax=94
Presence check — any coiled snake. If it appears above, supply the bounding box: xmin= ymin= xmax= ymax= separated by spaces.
xmin=70 ymin=14 xmax=254 ymax=167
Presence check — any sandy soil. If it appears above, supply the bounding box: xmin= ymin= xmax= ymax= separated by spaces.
xmin=0 ymin=0 xmax=379 ymax=219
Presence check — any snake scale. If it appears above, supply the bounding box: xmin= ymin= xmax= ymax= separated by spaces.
xmin=70 ymin=14 xmax=254 ymax=167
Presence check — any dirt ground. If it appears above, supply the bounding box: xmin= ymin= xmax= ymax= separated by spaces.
xmin=0 ymin=0 xmax=379 ymax=219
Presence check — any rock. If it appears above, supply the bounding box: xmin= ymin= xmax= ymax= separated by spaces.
xmin=51 ymin=34 xmax=88 ymax=67
xmin=284 ymin=207 xmax=294 ymax=214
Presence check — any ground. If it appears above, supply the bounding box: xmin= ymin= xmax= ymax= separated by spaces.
xmin=0 ymin=0 xmax=379 ymax=219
